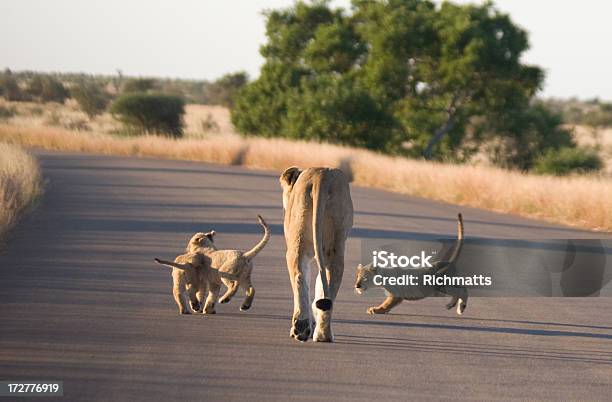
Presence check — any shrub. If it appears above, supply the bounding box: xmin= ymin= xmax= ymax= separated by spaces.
xmin=533 ymin=147 xmax=602 ymax=175
xmin=201 ymin=113 xmax=220 ymax=133
xmin=0 ymin=70 xmax=25 ymax=101
xmin=110 ymin=93 xmax=185 ymax=138
xmin=71 ymin=82 xmax=110 ymax=118
xmin=123 ymin=78 xmax=157 ymax=93
xmin=27 ymin=75 xmax=69 ymax=103
xmin=44 ymin=111 xmax=62 ymax=127
xmin=0 ymin=105 xmax=17 ymax=121
xmin=63 ymin=118 xmax=91 ymax=131
xmin=202 ymin=72 xmax=248 ymax=107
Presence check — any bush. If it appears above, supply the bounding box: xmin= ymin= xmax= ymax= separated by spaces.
xmin=0 ymin=70 xmax=25 ymax=101
xmin=533 ymin=147 xmax=602 ymax=175
xmin=0 ymin=105 xmax=17 ymax=121
xmin=27 ymin=75 xmax=69 ymax=103
xmin=71 ymin=82 xmax=110 ymax=118
xmin=110 ymin=93 xmax=185 ymax=137
xmin=202 ymin=72 xmax=248 ymax=107
xmin=201 ymin=113 xmax=220 ymax=133
xmin=123 ymin=78 xmax=157 ymax=93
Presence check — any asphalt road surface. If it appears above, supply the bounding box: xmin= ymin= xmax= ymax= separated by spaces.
xmin=1 ymin=151 xmax=611 ymax=401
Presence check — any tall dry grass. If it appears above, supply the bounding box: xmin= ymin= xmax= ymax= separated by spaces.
xmin=0 ymin=142 xmax=43 ymax=241
xmin=1 ymin=124 xmax=611 ymax=232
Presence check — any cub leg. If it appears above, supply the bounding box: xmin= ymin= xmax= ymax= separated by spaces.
xmin=187 ymin=284 xmax=202 ymax=313
xmin=194 ymin=284 xmax=208 ymax=314
xmin=204 ymin=282 xmax=221 ymax=314
xmin=443 ymin=287 xmax=468 ymax=315
xmin=172 ymin=269 xmax=190 ymax=315
xmin=239 ymin=276 xmax=255 ymax=311
xmin=367 ymin=296 xmax=403 ymax=315
xmin=219 ymin=279 xmax=239 ymax=304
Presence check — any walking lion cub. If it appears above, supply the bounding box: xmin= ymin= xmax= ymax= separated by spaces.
xmin=186 ymin=215 xmax=270 ymax=311
xmin=154 ymin=215 xmax=269 ymax=314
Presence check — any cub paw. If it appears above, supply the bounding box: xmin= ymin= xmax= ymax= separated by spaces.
xmin=204 ymin=303 xmax=216 ymax=315
xmin=456 ymin=300 xmax=467 ymax=315
xmin=367 ymin=306 xmax=385 ymax=314
xmin=190 ymin=301 xmax=202 ymax=312
xmin=239 ymin=303 xmax=251 ymax=311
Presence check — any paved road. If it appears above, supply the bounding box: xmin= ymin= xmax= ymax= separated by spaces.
xmin=0 ymin=151 xmax=611 ymax=401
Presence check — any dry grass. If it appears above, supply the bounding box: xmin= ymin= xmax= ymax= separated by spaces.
xmin=0 ymin=142 xmax=43 ymax=241
xmin=1 ymin=123 xmax=611 ymax=232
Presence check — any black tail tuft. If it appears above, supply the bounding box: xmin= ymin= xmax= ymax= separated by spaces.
xmin=315 ymin=298 xmax=333 ymax=311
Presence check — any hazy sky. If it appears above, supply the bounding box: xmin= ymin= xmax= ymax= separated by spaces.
xmin=1 ymin=0 xmax=610 ymax=100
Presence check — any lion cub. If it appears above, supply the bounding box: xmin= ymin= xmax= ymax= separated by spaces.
xmin=187 ymin=215 xmax=270 ymax=311
xmin=355 ymin=213 xmax=468 ymax=315
xmin=154 ymin=251 xmax=242 ymax=314
xmin=154 ymin=252 xmax=211 ymax=314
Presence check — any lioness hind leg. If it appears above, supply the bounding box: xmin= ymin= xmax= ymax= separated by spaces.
xmin=219 ymin=279 xmax=239 ymax=304
xmin=367 ymin=296 xmax=403 ymax=315
xmin=287 ymin=250 xmax=312 ymax=341
xmin=313 ymin=247 xmax=344 ymax=343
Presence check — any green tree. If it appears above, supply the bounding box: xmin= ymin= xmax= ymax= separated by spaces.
xmin=110 ymin=93 xmax=185 ymax=138
xmin=232 ymin=0 xmax=566 ymax=168
xmin=72 ymin=81 xmax=110 ymax=119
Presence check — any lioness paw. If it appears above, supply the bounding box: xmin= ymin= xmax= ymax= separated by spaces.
xmin=290 ymin=318 xmax=312 ymax=342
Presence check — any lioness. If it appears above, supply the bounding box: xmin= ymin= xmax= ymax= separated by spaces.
xmin=355 ymin=213 xmax=468 ymax=315
xmin=186 ymin=215 xmax=270 ymax=311
xmin=280 ymin=167 xmax=353 ymax=342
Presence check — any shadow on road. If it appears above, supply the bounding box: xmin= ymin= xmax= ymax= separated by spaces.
xmin=390 ymin=313 xmax=612 ymax=331
xmin=334 ymin=334 xmax=612 ymax=365
xmin=336 ymin=318 xmax=612 ymax=340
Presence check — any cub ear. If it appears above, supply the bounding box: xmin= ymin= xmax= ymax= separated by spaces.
xmin=279 ymin=167 xmax=302 ymax=188
xmin=205 ymin=230 xmax=216 ymax=241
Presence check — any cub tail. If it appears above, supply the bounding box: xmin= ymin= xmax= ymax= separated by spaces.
xmin=242 ymin=215 xmax=270 ymax=260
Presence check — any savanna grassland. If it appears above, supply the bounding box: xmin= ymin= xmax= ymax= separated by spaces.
xmin=0 ymin=141 xmax=42 ymax=242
